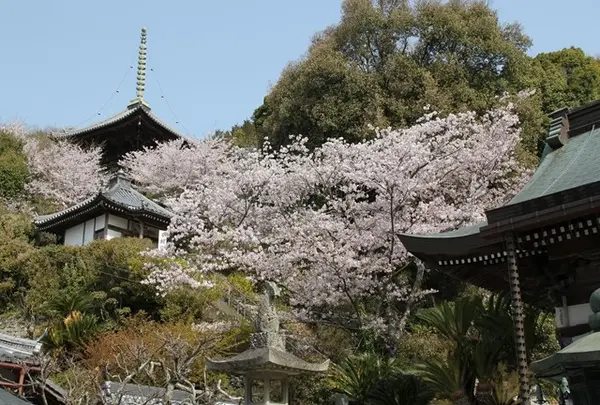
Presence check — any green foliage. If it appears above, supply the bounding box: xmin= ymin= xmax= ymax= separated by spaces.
xmin=0 ymin=130 xmax=29 ymax=199
xmin=253 ymin=0 xmax=537 ymax=154
xmin=534 ymin=47 xmax=600 ymax=114
xmin=22 ymin=238 xmax=163 ymax=321
xmin=327 ymin=354 xmax=433 ymax=405
xmin=0 ymin=204 xmax=35 ymax=308
xmin=213 ymin=120 xmax=262 ymax=148
xmin=159 ymin=286 xmax=214 ymax=324
xmin=368 ymin=373 xmax=434 ymax=405
xmin=414 ymin=293 xmax=557 ymax=402
xmin=258 ymin=42 xmax=386 ymax=150
xmin=396 ymin=323 xmax=451 ymax=367
xmin=42 ymin=310 xmax=101 ymax=352
xmin=328 ymin=354 xmax=400 ymax=404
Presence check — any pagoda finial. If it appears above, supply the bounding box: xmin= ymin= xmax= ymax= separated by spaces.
xmin=136 ymin=27 xmax=147 ymax=100
xmin=128 ymin=27 xmax=150 ymax=109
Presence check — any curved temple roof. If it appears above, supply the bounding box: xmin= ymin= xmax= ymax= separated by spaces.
xmin=52 ymin=103 xmax=185 ymax=141
xmin=400 ymin=102 xmax=600 ymax=259
xmin=35 ymin=173 xmax=173 ymax=231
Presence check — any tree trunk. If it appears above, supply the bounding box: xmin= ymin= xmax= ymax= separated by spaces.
xmin=505 ymin=232 xmax=530 ymax=405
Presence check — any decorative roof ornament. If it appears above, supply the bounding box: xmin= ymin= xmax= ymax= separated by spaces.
xmin=128 ymin=27 xmax=150 ymax=109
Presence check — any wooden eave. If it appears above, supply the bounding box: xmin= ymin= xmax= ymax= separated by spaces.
xmin=481 ymin=183 xmax=600 ymax=238
xmin=36 ymin=197 xmax=171 ymax=234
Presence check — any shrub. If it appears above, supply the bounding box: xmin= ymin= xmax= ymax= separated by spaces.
xmin=0 ymin=130 xmax=29 ymax=199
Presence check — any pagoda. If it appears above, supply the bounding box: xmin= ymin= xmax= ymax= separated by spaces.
xmin=399 ymin=100 xmax=600 ymax=402
xmin=205 ymin=282 xmax=330 ymax=405
xmin=53 ymin=27 xmax=184 ymax=170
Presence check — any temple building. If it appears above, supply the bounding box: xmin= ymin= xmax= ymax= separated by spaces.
xmin=34 ymin=172 xmax=172 ymax=247
xmin=206 ymin=282 xmax=329 ymax=405
xmin=52 ymin=27 xmax=185 ymax=170
xmin=399 ymin=100 xmax=600 ymax=403
xmin=34 ymin=27 xmax=180 ymax=245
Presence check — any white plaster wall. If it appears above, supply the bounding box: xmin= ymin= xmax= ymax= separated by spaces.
xmin=108 ymin=214 xmax=128 ymax=229
xmin=555 ymin=303 xmax=593 ymax=328
xmin=83 ymin=219 xmax=95 ymax=245
xmin=64 ymin=223 xmax=84 ymax=246
xmin=95 ymin=215 xmax=105 ymax=230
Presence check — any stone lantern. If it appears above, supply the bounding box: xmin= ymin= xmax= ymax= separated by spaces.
xmin=205 ymin=282 xmax=330 ymax=405
xmin=532 ymin=287 xmax=600 ymax=404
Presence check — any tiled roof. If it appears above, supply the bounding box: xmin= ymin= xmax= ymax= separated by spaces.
xmin=508 ymin=128 xmax=600 ymax=205
xmin=101 ymin=382 xmax=193 ymax=405
xmin=35 ymin=173 xmax=173 ymax=229
xmin=52 ymin=103 xmax=185 ymax=140
xmin=100 ymin=382 xmax=239 ymax=405
xmin=0 ymin=332 xmax=42 ymax=364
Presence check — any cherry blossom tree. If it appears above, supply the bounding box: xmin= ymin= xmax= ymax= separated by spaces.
xmin=0 ymin=120 xmax=27 ymax=139
xmin=136 ymin=103 xmax=528 ymax=347
xmin=24 ymin=137 xmax=108 ymax=208
xmin=120 ymin=138 xmax=231 ymax=199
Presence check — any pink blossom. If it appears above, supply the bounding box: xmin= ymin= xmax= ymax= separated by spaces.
xmin=132 ymin=103 xmax=528 ymax=342
xmin=24 ymin=138 xmax=108 ymax=208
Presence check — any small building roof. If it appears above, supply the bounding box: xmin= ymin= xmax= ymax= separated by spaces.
xmin=0 ymin=388 xmax=34 ymax=405
xmin=205 ymin=347 xmax=330 ymax=376
xmin=101 ymin=381 xmax=193 ymax=405
xmin=0 ymin=332 xmax=42 ymax=364
xmin=532 ymin=288 xmax=600 ymax=378
xmin=34 ymin=172 xmax=173 ymax=232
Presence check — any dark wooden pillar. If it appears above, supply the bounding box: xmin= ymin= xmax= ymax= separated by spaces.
xmin=505 ymin=232 xmax=530 ymax=403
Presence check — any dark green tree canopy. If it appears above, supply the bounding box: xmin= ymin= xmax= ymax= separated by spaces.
xmin=254 ymin=0 xmax=535 ymax=150
xmin=533 ymin=47 xmax=600 ymax=114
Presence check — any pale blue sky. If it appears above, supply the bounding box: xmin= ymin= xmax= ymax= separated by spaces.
xmin=0 ymin=0 xmax=598 ymax=138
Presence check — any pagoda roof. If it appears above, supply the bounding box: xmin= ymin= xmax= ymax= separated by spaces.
xmin=0 ymin=332 xmax=42 ymax=364
xmin=34 ymin=173 xmax=173 ymax=231
xmin=53 ymin=102 xmax=185 ymax=141
xmin=205 ymin=347 xmax=330 ymax=376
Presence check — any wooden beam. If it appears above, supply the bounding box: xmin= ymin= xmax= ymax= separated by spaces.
xmin=0 ymin=362 xmax=41 ymax=371
xmin=17 ymin=368 xmax=25 ymax=395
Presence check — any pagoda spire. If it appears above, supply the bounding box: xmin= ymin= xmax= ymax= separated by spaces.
xmin=128 ymin=27 xmax=150 ymax=109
